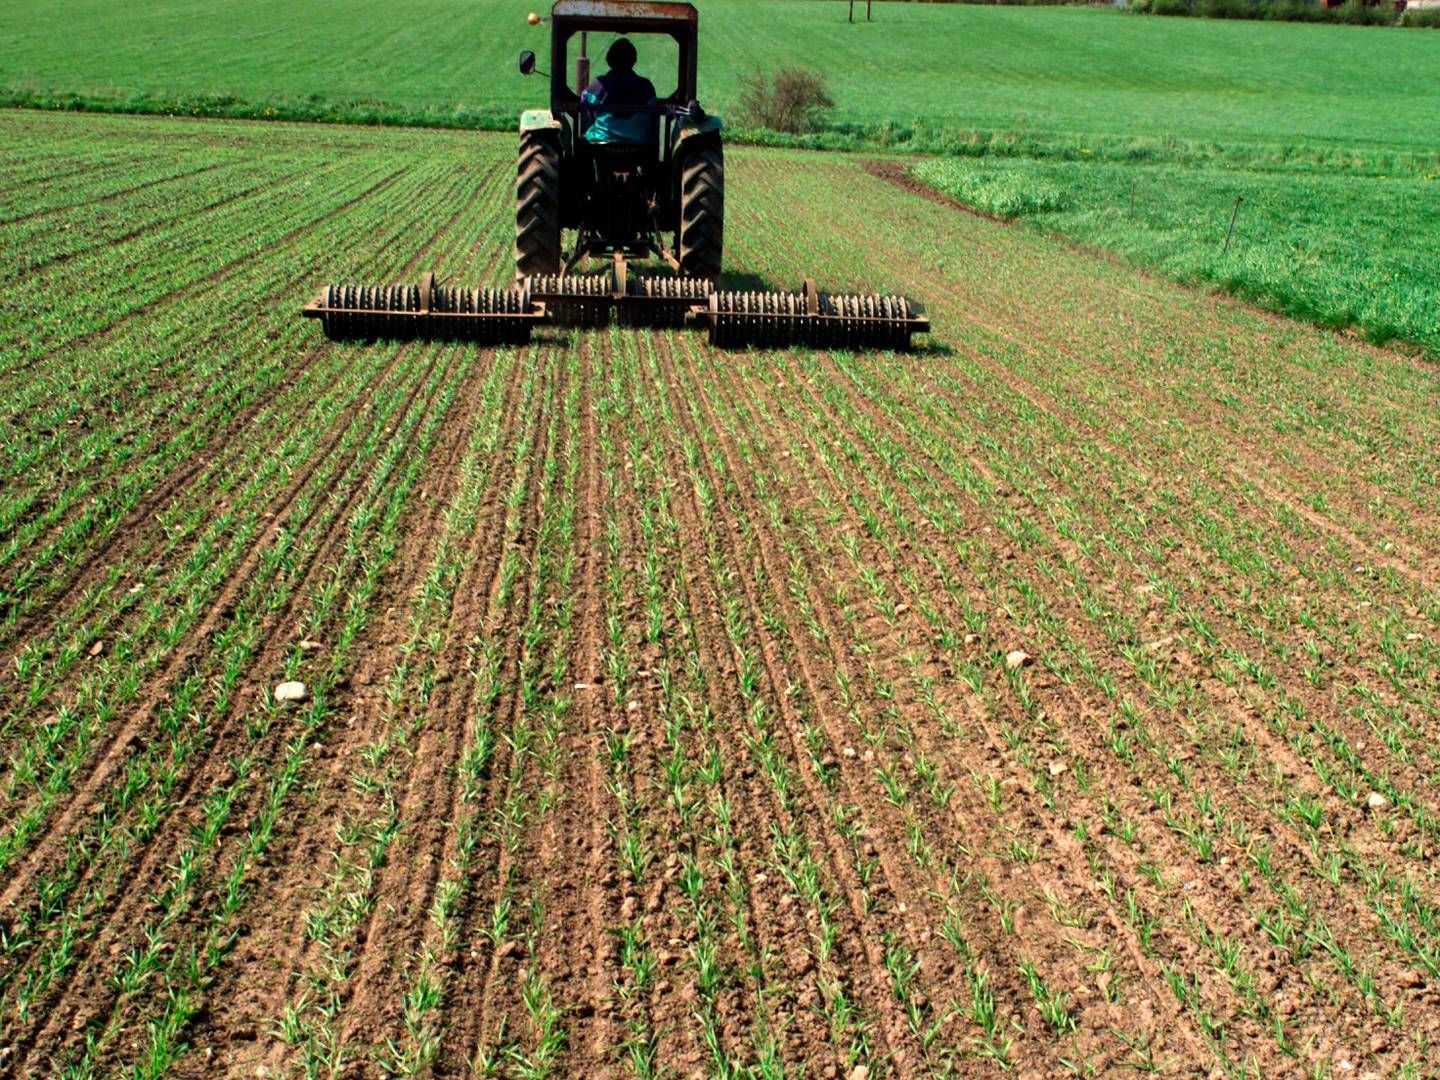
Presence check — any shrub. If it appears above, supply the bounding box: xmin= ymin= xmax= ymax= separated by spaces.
xmin=1333 ymin=0 xmax=1395 ymax=23
xmin=1196 ymin=0 xmax=1259 ymax=17
xmin=1264 ymin=0 xmax=1329 ymax=21
xmin=735 ymin=68 xmax=835 ymax=133
xmin=1130 ymin=0 xmax=1403 ymax=22
xmin=1402 ymin=3 xmax=1440 ymax=24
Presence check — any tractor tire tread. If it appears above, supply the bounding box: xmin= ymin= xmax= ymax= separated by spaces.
xmin=516 ymin=132 xmax=562 ymax=278
xmin=678 ymin=144 xmax=724 ymax=283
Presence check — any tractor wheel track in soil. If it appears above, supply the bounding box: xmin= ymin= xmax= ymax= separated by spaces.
xmin=611 ymin=331 xmax=865 ymax=1069
xmin=652 ymin=330 xmax=959 ymax=1066
xmin=437 ymin=334 xmax=650 ymax=1074
xmin=439 ymin=344 xmax=578 ymax=1068
xmin=519 ymin=328 xmax=765 ymax=1073
xmin=548 ymin=334 xmax=626 ymax=1066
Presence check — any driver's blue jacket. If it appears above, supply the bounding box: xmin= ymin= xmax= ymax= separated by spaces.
xmin=581 ymin=71 xmax=659 ymax=145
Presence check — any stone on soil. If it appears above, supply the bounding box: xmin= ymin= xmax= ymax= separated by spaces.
xmin=275 ymin=681 xmax=308 ymax=703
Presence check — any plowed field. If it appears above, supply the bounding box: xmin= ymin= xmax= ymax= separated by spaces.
xmin=2 ymin=110 xmax=1439 ymax=1079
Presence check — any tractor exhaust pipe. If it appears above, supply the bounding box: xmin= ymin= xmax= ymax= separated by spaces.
xmin=576 ymin=32 xmax=590 ymax=96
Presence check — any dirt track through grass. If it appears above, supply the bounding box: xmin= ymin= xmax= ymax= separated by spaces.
xmin=1 ymin=110 xmax=1438 ymax=1078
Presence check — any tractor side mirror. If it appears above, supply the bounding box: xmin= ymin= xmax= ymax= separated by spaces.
xmin=518 ymin=50 xmax=537 ymax=76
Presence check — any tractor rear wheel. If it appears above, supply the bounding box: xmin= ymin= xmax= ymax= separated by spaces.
xmin=515 ymin=131 xmax=562 ymax=278
xmin=677 ymin=144 xmax=723 ymax=282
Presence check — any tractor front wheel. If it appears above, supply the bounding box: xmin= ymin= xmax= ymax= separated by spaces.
xmin=677 ymin=144 xmax=723 ymax=283
xmin=515 ymin=131 xmax=562 ymax=278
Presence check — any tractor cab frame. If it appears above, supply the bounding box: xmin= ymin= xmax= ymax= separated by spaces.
xmin=544 ymin=0 xmax=699 ymax=116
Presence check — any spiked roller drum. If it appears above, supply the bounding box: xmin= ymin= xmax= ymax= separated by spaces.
xmin=620 ymin=274 xmax=714 ymax=328
xmin=303 ymin=273 xmax=541 ymax=344
xmin=526 ymin=273 xmax=614 ymax=328
xmin=303 ymin=268 xmax=928 ymax=350
xmin=697 ymin=281 xmax=928 ymax=351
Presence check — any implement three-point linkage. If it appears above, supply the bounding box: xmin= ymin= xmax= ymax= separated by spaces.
xmin=301 ymin=0 xmax=931 ymax=352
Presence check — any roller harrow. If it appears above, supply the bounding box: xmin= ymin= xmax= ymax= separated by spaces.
xmin=302 ymin=264 xmax=930 ymax=350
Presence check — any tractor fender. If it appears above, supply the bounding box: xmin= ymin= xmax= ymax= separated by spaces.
xmin=519 ymin=109 xmax=563 ymax=134
xmin=674 ymin=114 xmax=722 ymax=150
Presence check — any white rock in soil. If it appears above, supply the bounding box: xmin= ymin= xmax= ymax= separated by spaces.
xmin=1005 ymin=649 xmax=1031 ymax=671
xmin=275 ymin=681 xmax=309 ymax=704
xmin=1367 ymin=792 xmax=1389 ymax=810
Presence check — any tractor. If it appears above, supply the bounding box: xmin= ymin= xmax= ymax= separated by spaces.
xmin=515 ymin=0 xmax=724 ymax=282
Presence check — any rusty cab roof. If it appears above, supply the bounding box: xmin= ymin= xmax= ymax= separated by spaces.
xmin=550 ymin=0 xmax=698 ymax=27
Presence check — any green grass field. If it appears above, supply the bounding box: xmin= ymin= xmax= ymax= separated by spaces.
xmin=910 ymin=154 xmax=1440 ymax=354
xmin=3 ymin=0 xmax=1439 ymax=151
xmin=3 ymin=0 xmax=1438 ymax=353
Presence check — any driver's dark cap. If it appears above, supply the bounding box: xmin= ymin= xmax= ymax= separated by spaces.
xmin=606 ymin=38 xmax=637 ymax=71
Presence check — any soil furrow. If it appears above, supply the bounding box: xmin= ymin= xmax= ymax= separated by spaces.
xmin=1 ymin=341 xmax=468 ymax=1075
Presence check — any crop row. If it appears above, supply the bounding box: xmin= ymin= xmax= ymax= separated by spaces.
xmin=2 ymin=111 xmax=1435 ymax=1077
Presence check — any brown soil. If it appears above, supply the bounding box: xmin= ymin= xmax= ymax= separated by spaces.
xmin=2 ymin=114 xmax=1437 ymax=1080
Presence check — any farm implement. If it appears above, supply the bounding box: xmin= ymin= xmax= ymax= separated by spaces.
xmin=303 ymin=262 xmax=928 ymax=350
xmin=301 ymin=0 xmax=930 ymax=350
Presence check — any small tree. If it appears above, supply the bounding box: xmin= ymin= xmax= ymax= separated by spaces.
xmin=735 ymin=68 xmax=835 ymax=134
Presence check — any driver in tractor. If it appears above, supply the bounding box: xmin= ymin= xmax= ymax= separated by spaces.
xmin=580 ymin=38 xmax=659 ymax=146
